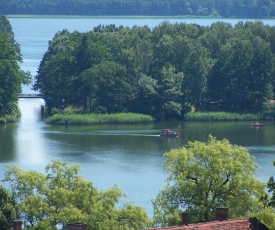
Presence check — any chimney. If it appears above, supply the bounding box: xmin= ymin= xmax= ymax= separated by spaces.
xmin=215 ymin=207 xmax=228 ymax=221
xmin=181 ymin=212 xmax=188 ymax=225
xmin=13 ymin=220 xmax=22 ymax=230
xmin=66 ymin=223 xmax=88 ymax=230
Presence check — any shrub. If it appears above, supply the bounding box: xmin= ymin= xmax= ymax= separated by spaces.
xmin=51 ymin=107 xmax=59 ymax=115
xmin=0 ymin=117 xmax=6 ymax=124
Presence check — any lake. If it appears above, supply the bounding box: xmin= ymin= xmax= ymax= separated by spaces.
xmin=1 ymin=16 xmax=275 ymax=217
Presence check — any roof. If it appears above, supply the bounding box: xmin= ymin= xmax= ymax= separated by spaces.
xmin=149 ymin=218 xmax=268 ymax=230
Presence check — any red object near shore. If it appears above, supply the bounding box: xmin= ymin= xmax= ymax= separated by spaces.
xmin=160 ymin=128 xmax=179 ymax=137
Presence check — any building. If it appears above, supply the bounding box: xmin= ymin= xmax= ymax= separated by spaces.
xmin=149 ymin=208 xmax=269 ymax=230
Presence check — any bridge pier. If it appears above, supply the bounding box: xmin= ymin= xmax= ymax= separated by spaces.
xmin=41 ymin=105 xmax=45 ymax=117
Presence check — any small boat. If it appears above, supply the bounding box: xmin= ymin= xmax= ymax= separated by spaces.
xmin=250 ymin=122 xmax=264 ymax=127
xmin=160 ymin=128 xmax=178 ymax=137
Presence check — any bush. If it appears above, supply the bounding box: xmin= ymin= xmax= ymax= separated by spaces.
xmin=0 ymin=117 xmax=6 ymax=124
xmin=94 ymin=106 xmax=107 ymax=114
xmin=51 ymin=107 xmax=59 ymax=115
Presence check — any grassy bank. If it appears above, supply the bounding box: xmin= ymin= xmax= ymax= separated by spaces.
xmin=46 ymin=112 xmax=154 ymax=125
xmin=184 ymin=112 xmax=264 ymax=121
xmin=0 ymin=115 xmax=17 ymax=124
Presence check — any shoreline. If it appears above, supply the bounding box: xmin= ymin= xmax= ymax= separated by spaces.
xmin=5 ymin=15 xmax=275 ymax=20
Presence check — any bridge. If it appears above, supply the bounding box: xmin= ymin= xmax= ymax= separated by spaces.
xmin=17 ymin=93 xmax=44 ymax=98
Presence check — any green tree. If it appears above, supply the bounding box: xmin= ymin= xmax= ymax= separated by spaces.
xmin=155 ymin=65 xmax=184 ymax=120
xmin=0 ymin=16 xmax=16 ymax=44
xmin=0 ymin=185 xmax=16 ymax=230
xmin=263 ymin=161 xmax=275 ymax=208
xmin=256 ymin=159 xmax=275 ymax=229
xmin=182 ymin=43 xmax=214 ymax=112
xmin=0 ymin=31 xmax=31 ymax=115
xmin=33 ymin=30 xmax=81 ymax=106
xmin=152 ymin=135 xmax=265 ymax=226
xmin=0 ymin=16 xmax=31 ymax=116
xmin=3 ymin=160 xmax=151 ymax=230
xmin=252 ymin=207 xmax=275 ymax=230
xmin=78 ymin=61 xmax=132 ymax=113
xmin=134 ymin=74 xmax=158 ymax=116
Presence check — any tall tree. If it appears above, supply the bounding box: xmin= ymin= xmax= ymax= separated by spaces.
xmin=152 ymin=135 xmax=265 ymax=226
xmin=0 ymin=31 xmax=31 ymax=115
xmin=0 ymin=186 xmax=16 ymax=230
xmin=34 ymin=30 xmax=81 ymax=105
xmin=155 ymin=65 xmax=184 ymax=120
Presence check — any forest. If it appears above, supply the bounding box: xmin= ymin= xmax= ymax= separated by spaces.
xmin=34 ymin=21 xmax=275 ymax=120
xmin=0 ymin=0 xmax=275 ymax=18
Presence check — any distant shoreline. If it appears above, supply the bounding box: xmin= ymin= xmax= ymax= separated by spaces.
xmin=5 ymin=15 xmax=274 ymax=20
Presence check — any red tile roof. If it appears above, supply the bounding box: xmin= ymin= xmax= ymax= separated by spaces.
xmin=149 ymin=218 xmax=268 ymax=230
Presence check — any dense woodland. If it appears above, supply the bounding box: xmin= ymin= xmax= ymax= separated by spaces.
xmin=0 ymin=0 xmax=275 ymax=18
xmin=0 ymin=16 xmax=30 ymax=116
xmin=34 ymin=21 xmax=275 ymax=120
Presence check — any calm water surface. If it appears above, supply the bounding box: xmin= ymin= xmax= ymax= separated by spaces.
xmin=1 ymin=17 xmax=275 ymax=217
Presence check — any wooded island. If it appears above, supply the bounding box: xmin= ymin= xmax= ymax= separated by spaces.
xmin=33 ymin=21 xmax=275 ymax=121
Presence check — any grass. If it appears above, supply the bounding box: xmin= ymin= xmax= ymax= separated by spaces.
xmin=184 ymin=112 xmax=263 ymax=121
xmin=45 ymin=112 xmax=154 ymax=125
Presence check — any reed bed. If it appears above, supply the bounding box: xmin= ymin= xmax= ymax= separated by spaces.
xmin=46 ymin=113 xmax=154 ymax=125
xmin=185 ymin=112 xmax=262 ymax=121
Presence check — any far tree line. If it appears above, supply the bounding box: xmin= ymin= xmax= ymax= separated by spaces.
xmin=0 ymin=0 xmax=275 ymax=18
xmin=34 ymin=21 xmax=275 ymax=120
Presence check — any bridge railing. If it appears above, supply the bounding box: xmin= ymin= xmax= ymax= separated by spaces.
xmin=17 ymin=93 xmax=44 ymax=98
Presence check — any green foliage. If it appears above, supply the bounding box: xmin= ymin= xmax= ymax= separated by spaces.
xmin=29 ymin=220 xmax=54 ymax=230
xmin=46 ymin=113 xmax=154 ymax=125
xmin=185 ymin=112 xmax=262 ymax=121
xmin=262 ymin=161 xmax=275 ymax=209
xmin=34 ymin=21 xmax=275 ymax=120
xmin=3 ymin=160 xmax=151 ymax=229
xmin=0 ymin=185 xmax=16 ymax=230
xmin=252 ymin=207 xmax=275 ymax=230
xmin=152 ymin=135 xmax=265 ymax=226
xmin=0 ymin=16 xmax=16 ymax=44
xmin=0 ymin=0 xmax=275 ymax=17
xmin=0 ymin=16 xmax=31 ymax=116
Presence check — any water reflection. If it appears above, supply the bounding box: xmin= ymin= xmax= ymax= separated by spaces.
xmin=0 ymin=123 xmax=17 ymax=161
xmin=0 ymin=99 xmax=275 ymax=217
xmin=15 ymin=98 xmax=46 ymax=164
